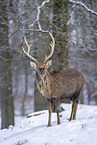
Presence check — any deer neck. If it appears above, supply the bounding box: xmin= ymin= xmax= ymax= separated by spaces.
xmin=36 ymin=71 xmax=52 ymax=97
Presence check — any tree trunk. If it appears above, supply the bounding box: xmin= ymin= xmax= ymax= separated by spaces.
xmin=52 ymin=0 xmax=68 ymax=70
xmin=0 ymin=88 xmax=8 ymax=128
xmin=52 ymin=0 xmax=69 ymax=111
xmin=0 ymin=0 xmax=14 ymax=128
xmin=34 ymin=0 xmax=69 ymax=111
xmin=22 ymin=65 xmax=28 ymax=116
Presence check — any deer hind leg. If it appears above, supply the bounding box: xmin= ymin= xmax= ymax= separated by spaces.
xmin=69 ymin=101 xmax=75 ymax=121
xmin=69 ymin=100 xmax=78 ymax=121
xmin=73 ymin=100 xmax=78 ymax=120
xmin=55 ymin=99 xmax=61 ymax=125
xmin=47 ymin=99 xmax=53 ymax=127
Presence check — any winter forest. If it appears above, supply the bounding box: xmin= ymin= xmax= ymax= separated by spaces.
xmin=0 ymin=0 xmax=97 ymax=130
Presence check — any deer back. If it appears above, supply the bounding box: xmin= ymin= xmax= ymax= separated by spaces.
xmin=50 ymin=68 xmax=85 ymax=99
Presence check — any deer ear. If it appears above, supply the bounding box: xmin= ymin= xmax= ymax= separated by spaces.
xmin=46 ymin=60 xmax=52 ymax=68
xmin=30 ymin=61 xmax=37 ymax=70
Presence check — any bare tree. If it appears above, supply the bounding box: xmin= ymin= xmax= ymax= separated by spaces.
xmin=0 ymin=0 xmax=14 ymax=128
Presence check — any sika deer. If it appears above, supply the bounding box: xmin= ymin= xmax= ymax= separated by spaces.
xmin=22 ymin=32 xmax=85 ymax=126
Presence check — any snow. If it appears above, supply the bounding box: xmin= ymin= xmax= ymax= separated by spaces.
xmin=0 ymin=116 xmax=26 ymax=130
xmin=0 ymin=104 xmax=97 ymax=145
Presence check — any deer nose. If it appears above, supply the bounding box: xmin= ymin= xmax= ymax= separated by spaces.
xmin=39 ymin=68 xmax=44 ymax=76
xmin=40 ymin=68 xmax=42 ymax=72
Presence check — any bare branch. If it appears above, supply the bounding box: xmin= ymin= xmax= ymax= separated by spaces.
xmin=30 ymin=0 xmax=50 ymax=33
xmin=90 ymin=91 xmax=97 ymax=98
xmin=68 ymin=0 xmax=97 ymax=15
xmin=0 ymin=50 xmax=21 ymax=62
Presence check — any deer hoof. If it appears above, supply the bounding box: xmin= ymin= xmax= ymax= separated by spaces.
xmin=47 ymin=124 xmax=52 ymax=127
xmin=69 ymin=118 xmax=72 ymax=121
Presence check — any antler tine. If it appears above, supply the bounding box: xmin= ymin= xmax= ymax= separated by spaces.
xmin=49 ymin=41 xmax=53 ymax=48
xmin=44 ymin=32 xmax=55 ymax=63
xmin=22 ymin=36 xmax=39 ymax=64
xmin=24 ymin=36 xmax=33 ymax=54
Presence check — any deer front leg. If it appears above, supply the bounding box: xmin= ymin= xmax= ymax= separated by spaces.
xmin=55 ymin=99 xmax=61 ymax=125
xmin=47 ymin=99 xmax=53 ymax=127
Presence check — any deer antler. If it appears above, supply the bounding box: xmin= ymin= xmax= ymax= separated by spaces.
xmin=22 ymin=36 xmax=39 ymax=64
xmin=22 ymin=32 xmax=55 ymax=64
xmin=44 ymin=32 xmax=55 ymax=63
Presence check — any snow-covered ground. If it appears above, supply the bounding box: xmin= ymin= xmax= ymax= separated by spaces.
xmin=0 ymin=116 xmax=26 ymax=130
xmin=0 ymin=104 xmax=97 ymax=145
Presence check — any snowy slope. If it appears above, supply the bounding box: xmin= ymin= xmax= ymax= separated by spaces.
xmin=0 ymin=104 xmax=97 ymax=145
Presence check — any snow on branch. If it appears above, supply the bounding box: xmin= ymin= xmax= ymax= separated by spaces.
xmin=90 ymin=91 xmax=97 ymax=99
xmin=30 ymin=0 xmax=50 ymax=33
xmin=68 ymin=0 xmax=97 ymax=15
xmin=0 ymin=56 xmax=9 ymax=61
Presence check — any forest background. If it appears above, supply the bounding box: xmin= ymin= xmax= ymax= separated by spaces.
xmin=0 ymin=0 xmax=97 ymax=129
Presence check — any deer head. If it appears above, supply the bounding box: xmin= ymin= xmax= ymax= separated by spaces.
xmin=22 ymin=32 xmax=55 ymax=79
